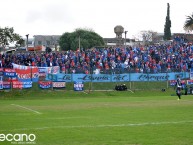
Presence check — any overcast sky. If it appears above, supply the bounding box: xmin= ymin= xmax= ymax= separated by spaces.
xmin=0 ymin=0 xmax=192 ymax=39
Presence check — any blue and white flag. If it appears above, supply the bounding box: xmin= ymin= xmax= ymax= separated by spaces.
xmin=74 ymin=82 xmax=84 ymax=91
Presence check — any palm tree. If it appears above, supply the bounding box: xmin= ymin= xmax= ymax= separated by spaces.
xmin=184 ymin=13 xmax=193 ymax=32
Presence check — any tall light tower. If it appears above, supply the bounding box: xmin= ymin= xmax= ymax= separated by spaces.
xmin=26 ymin=34 xmax=29 ymax=51
xmin=26 ymin=34 xmax=32 ymax=81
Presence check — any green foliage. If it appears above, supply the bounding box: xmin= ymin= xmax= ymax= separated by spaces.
xmin=164 ymin=3 xmax=171 ymax=40
xmin=59 ymin=28 xmax=105 ymax=51
xmin=184 ymin=13 xmax=193 ymax=32
xmin=0 ymin=27 xmax=21 ymax=47
xmin=16 ymin=38 xmax=25 ymax=46
xmin=59 ymin=32 xmax=71 ymax=51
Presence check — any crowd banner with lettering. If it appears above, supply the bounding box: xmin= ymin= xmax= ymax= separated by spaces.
xmin=49 ymin=66 xmax=60 ymax=74
xmin=0 ymin=76 xmax=3 ymax=89
xmin=46 ymin=72 xmax=189 ymax=82
xmin=73 ymin=74 xmax=111 ymax=82
xmin=170 ymin=80 xmax=186 ymax=87
xmin=0 ymin=68 xmax=3 ymax=76
xmin=187 ymin=80 xmax=193 ymax=85
xmin=190 ymin=68 xmax=193 ymax=80
xmin=8 ymin=81 xmax=32 ymax=89
xmin=169 ymin=80 xmax=176 ymax=86
xmin=23 ymin=81 xmax=32 ymax=88
xmin=4 ymin=69 xmax=17 ymax=77
xmin=38 ymin=66 xmax=59 ymax=77
xmin=3 ymin=81 xmax=11 ymax=89
xmin=12 ymin=81 xmax=23 ymax=89
xmin=7 ymin=77 xmax=18 ymax=82
xmin=39 ymin=81 xmax=52 ymax=89
xmin=12 ymin=63 xmax=39 ymax=82
xmin=46 ymin=74 xmax=72 ymax=82
xmin=74 ymin=82 xmax=84 ymax=91
xmin=52 ymin=81 xmax=66 ymax=89
xmin=3 ymin=69 xmax=18 ymax=82
xmin=38 ymin=67 xmax=48 ymax=77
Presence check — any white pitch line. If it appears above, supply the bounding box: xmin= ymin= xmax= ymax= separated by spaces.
xmin=11 ymin=104 xmax=41 ymax=114
xmin=1 ymin=120 xmax=192 ymax=132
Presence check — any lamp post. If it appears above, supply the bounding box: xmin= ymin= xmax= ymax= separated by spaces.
xmin=124 ymin=31 xmax=128 ymax=50
xmin=26 ymin=34 xmax=29 ymax=51
xmin=29 ymin=61 xmax=32 ymax=82
xmin=26 ymin=34 xmax=32 ymax=81
xmin=33 ymin=35 xmax=35 ymax=53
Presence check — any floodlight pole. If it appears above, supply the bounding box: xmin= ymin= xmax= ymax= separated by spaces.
xmin=26 ymin=34 xmax=29 ymax=51
xmin=33 ymin=35 xmax=36 ymax=53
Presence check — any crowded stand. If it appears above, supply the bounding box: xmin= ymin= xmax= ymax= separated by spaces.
xmin=0 ymin=36 xmax=193 ymax=74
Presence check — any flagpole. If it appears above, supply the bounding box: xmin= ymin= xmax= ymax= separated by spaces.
xmin=30 ymin=64 xmax=32 ymax=82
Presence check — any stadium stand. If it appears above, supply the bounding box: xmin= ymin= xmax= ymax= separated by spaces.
xmin=0 ymin=36 xmax=193 ymax=74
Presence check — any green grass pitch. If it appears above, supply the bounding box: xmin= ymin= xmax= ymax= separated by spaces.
xmin=0 ymin=90 xmax=193 ymax=145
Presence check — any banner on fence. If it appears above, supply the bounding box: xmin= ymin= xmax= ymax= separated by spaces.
xmin=169 ymin=80 xmax=186 ymax=86
xmin=38 ymin=67 xmax=48 ymax=77
xmin=12 ymin=63 xmax=39 ymax=82
xmin=39 ymin=81 xmax=52 ymax=89
xmin=48 ymin=66 xmax=60 ymax=74
xmin=190 ymin=68 xmax=193 ymax=80
xmin=169 ymin=80 xmax=176 ymax=86
xmin=4 ymin=69 xmax=17 ymax=77
xmin=12 ymin=81 xmax=23 ymax=89
xmin=23 ymin=81 xmax=32 ymax=88
xmin=46 ymin=74 xmax=72 ymax=82
xmin=0 ymin=68 xmax=3 ymax=76
xmin=187 ymin=80 xmax=193 ymax=85
xmin=38 ymin=66 xmax=59 ymax=77
xmin=74 ymin=82 xmax=84 ymax=91
xmin=3 ymin=81 xmax=11 ymax=89
xmin=52 ymin=82 xmax=66 ymax=89
xmin=46 ymin=72 xmax=189 ymax=82
xmin=7 ymin=77 xmax=18 ymax=82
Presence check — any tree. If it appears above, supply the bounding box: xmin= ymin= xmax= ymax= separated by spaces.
xmin=164 ymin=3 xmax=171 ymax=40
xmin=59 ymin=32 xmax=71 ymax=50
xmin=140 ymin=30 xmax=158 ymax=45
xmin=0 ymin=27 xmax=21 ymax=48
xmin=59 ymin=28 xmax=105 ymax=51
xmin=184 ymin=13 xmax=193 ymax=32
xmin=16 ymin=38 xmax=25 ymax=47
